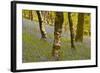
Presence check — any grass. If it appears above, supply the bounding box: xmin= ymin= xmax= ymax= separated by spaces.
xmin=22 ymin=18 xmax=91 ymax=63
xmin=23 ymin=32 xmax=52 ymax=62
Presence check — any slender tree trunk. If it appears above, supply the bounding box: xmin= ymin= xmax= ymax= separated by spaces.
xmin=75 ymin=13 xmax=84 ymax=42
xmin=29 ymin=10 xmax=33 ymax=20
xmin=36 ymin=11 xmax=47 ymax=39
xmin=52 ymin=12 xmax=64 ymax=60
xmin=68 ymin=12 xmax=75 ymax=49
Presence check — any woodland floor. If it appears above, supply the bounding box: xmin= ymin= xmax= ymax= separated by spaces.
xmin=22 ymin=18 xmax=91 ymax=63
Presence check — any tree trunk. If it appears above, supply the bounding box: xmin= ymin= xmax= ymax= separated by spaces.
xmin=68 ymin=12 xmax=75 ymax=49
xmin=29 ymin=10 xmax=33 ymax=20
xmin=36 ymin=11 xmax=47 ymax=39
xmin=75 ymin=13 xmax=84 ymax=42
xmin=52 ymin=12 xmax=64 ymax=60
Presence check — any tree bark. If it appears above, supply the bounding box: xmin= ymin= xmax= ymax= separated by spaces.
xmin=75 ymin=13 xmax=84 ymax=42
xmin=52 ymin=12 xmax=64 ymax=60
xmin=68 ymin=12 xmax=75 ymax=49
xmin=36 ymin=11 xmax=47 ymax=39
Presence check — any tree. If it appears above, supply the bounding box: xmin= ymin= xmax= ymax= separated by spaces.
xmin=29 ymin=10 xmax=33 ymax=20
xmin=75 ymin=13 xmax=84 ymax=42
xmin=36 ymin=11 xmax=47 ymax=39
xmin=63 ymin=12 xmax=68 ymax=32
xmin=68 ymin=12 xmax=75 ymax=49
xmin=52 ymin=12 xmax=64 ymax=60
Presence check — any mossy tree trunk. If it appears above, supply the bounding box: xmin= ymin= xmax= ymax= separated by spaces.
xmin=68 ymin=12 xmax=75 ymax=49
xmin=52 ymin=12 xmax=64 ymax=60
xmin=75 ymin=13 xmax=84 ymax=42
xmin=36 ymin=11 xmax=47 ymax=39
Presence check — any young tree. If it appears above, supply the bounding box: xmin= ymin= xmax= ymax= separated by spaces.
xmin=63 ymin=12 xmax=68 ymax=32
xmin=68 ymin=12 xmax=75 ymax=49
xmin=36 ymin=11 xmax=47 ymax=40
xmin=75 ymin=13 xmax=84 ymax=42
xmin=29 ymin=10 xmax=33 ymax=20
xmin=52 ymin=12 xmax=64 ymax=60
